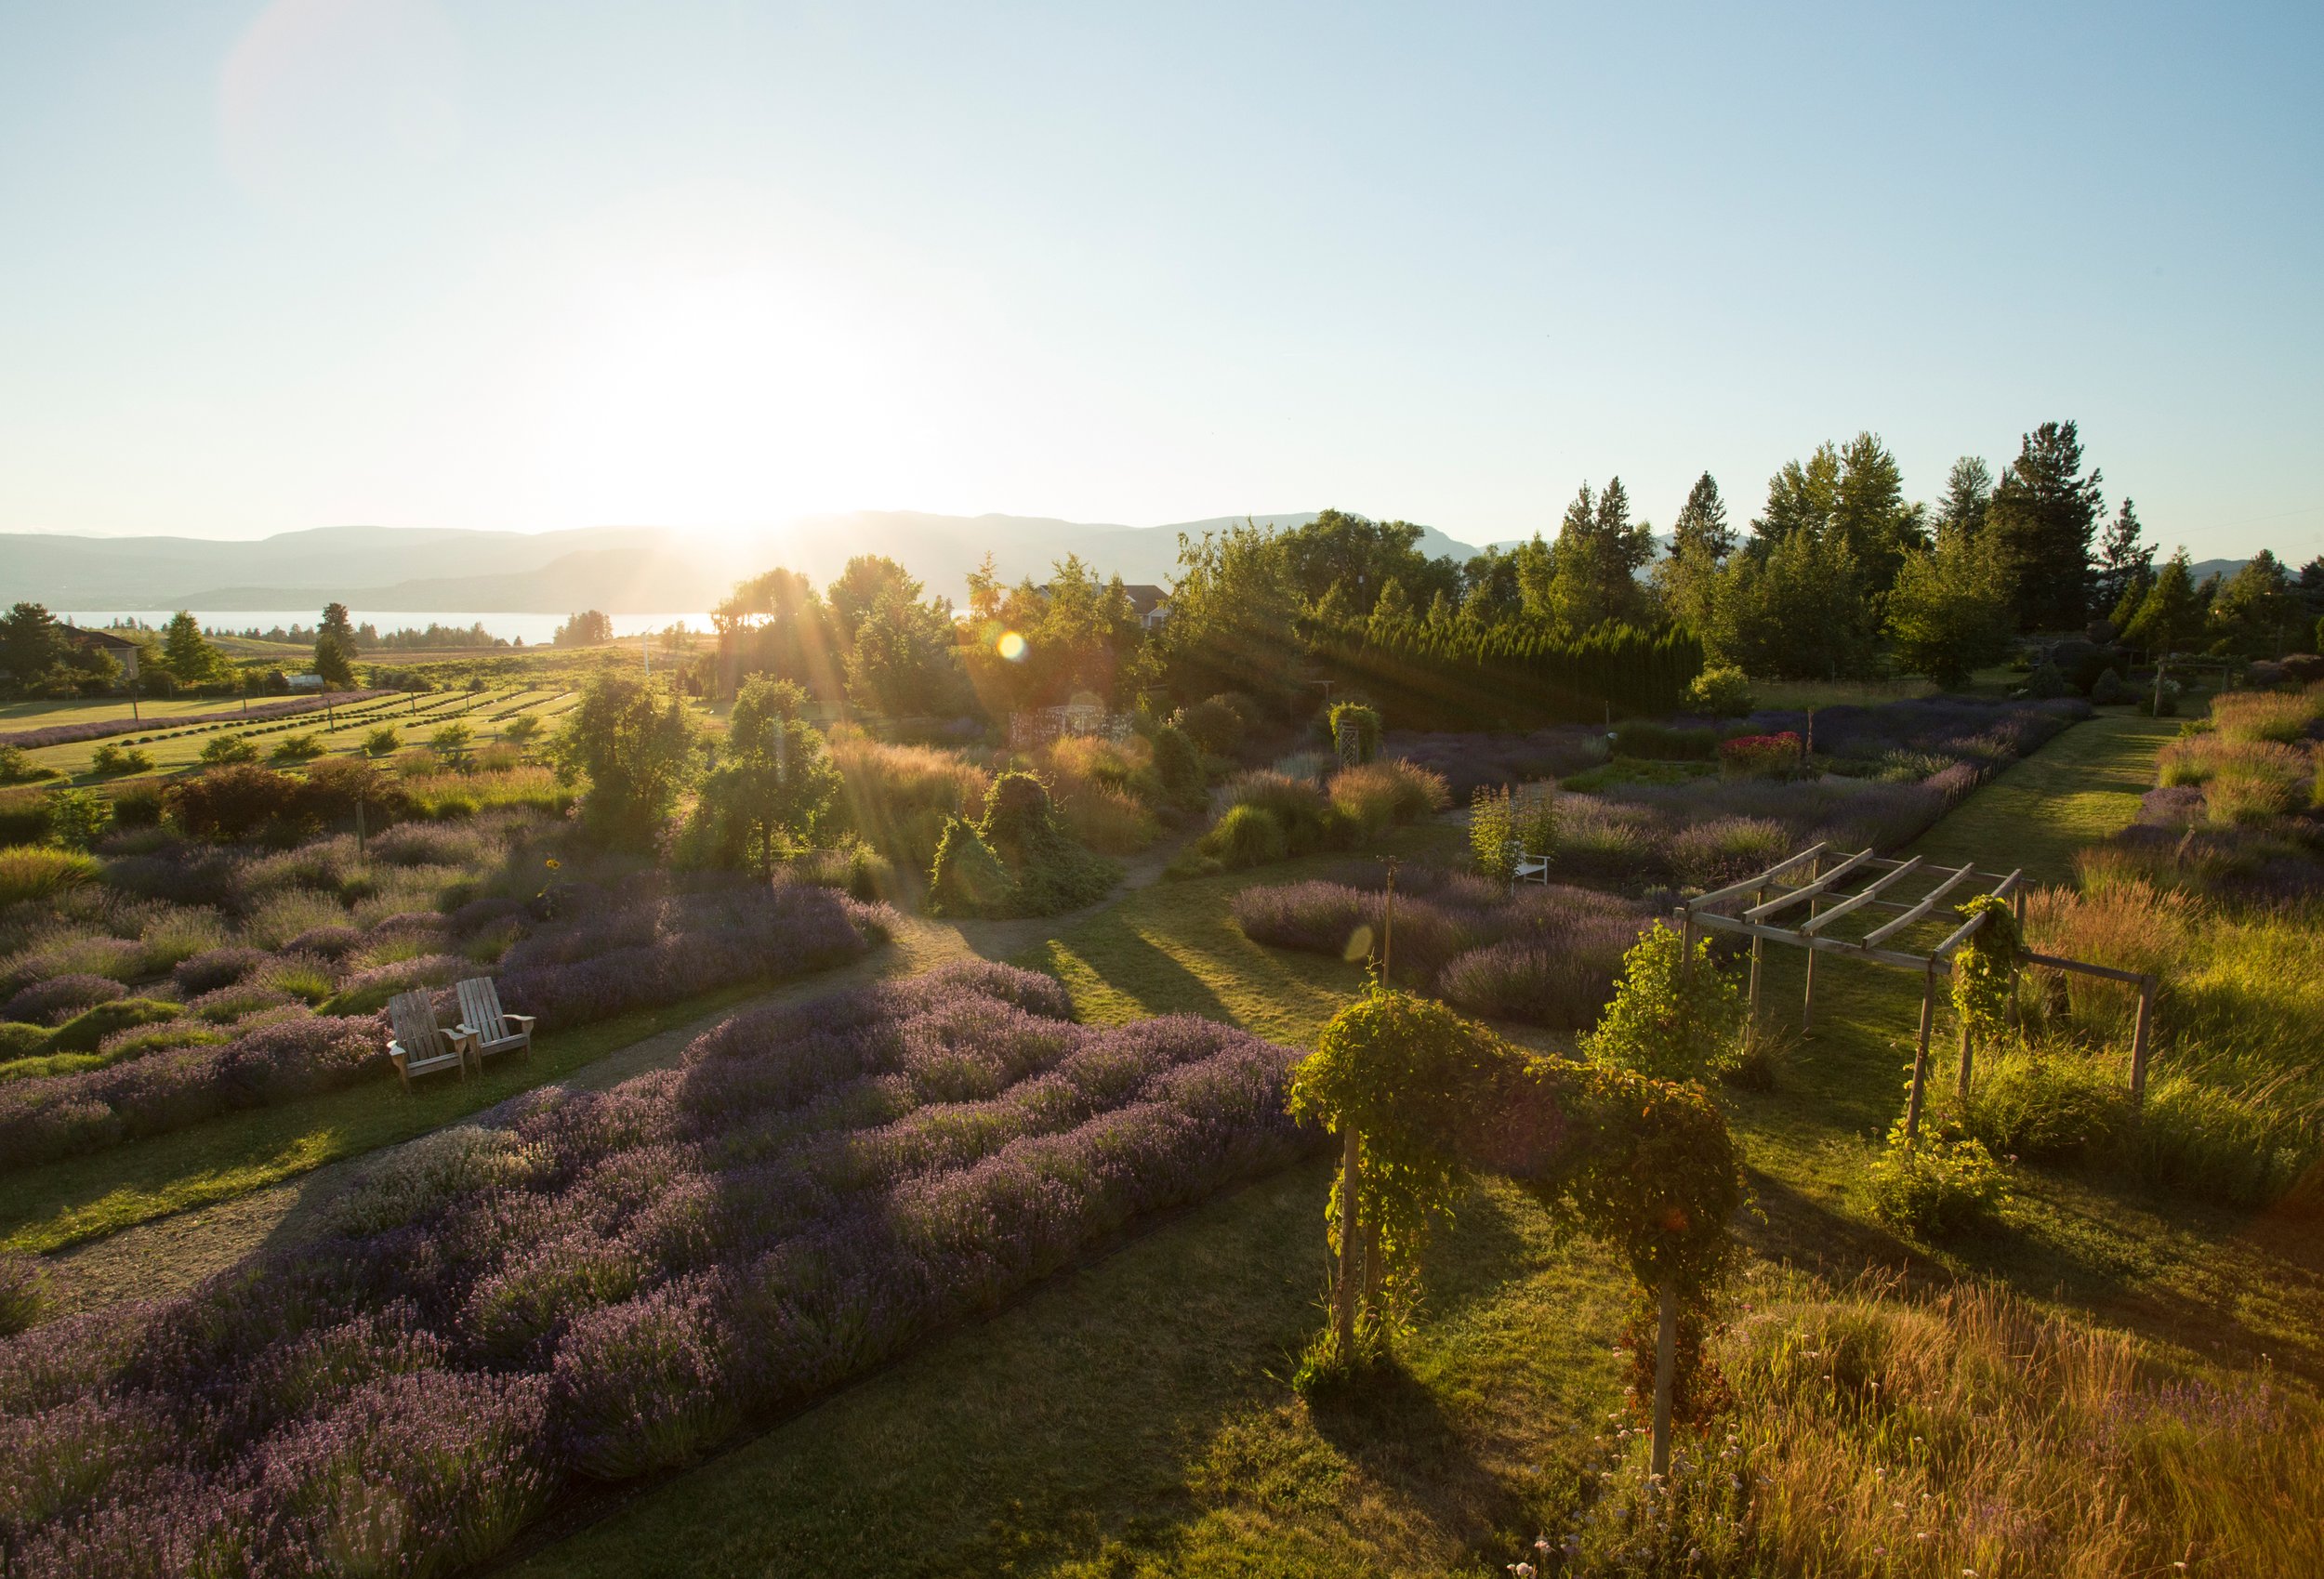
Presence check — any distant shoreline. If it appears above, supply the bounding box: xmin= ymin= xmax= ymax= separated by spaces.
xmin=57 ymin=611 xmax=715 ymax=648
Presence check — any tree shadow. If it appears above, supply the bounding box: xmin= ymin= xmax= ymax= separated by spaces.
xmin=1301 ymin=1353 xmax=1534 ymax=1550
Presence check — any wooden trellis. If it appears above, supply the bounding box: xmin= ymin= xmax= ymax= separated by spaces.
xmin=1678 ymin=842 xmax=2160 ymax=1138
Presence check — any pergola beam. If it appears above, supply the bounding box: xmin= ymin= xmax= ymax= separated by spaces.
xmin=1861 ymin=862 xmax=1981 ymax=948
xmin=1800 ymin=856 xmax=1925 ymax=936
xmin=1688 ymin=909 xmax=1939 ymax=974
xmin=1741 ymin=847 xmax=1879 ymax=921
xmin=1687 ymin=843 xmax=1829 ymax=911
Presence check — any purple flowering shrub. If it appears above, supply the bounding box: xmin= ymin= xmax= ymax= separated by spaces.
xmin=3 ymin=975 xmax=126 ymax=1028
xmin=0 ymin=963 xmax=1312 ymax=1575
xmin=1234 ymin=866 xmax=1654 ymax=1029
xmin=0 ymin=691 xmax=393 ymax=753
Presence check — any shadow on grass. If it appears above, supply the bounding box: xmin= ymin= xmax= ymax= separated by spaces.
xmin=1302 ymin=1355 xmax=1533 ymax=1549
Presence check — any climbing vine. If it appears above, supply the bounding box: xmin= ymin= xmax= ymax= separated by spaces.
xmin=1949 ymin=894 xmax=2024 ymax=1046
xmin=1287 ymin=983 xmax=1745 ymax=1413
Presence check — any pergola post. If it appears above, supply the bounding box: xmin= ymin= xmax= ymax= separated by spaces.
xmin=1334 ymin=1126 xmax=1362 ymax=1350
xmin=2129 ymin=975 xmax=2158 ymax=1106
xmin=1678 ymin=907 xmax=1695 ymax=983
xmin=1904 ymin=960 xmax=1936 ymax=1144
xmin=1650 ymin=1281 xmax=1677 ymax=1478
xmin=1747 ymin=887 xmax=1764 ymax=1026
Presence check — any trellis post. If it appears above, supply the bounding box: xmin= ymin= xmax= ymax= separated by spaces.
xmin=2129 ymin=975 xmax=2158 ymax=1106
xmin=1800 ymin=854 xmax=1822 ymax=1032
xmin=1650 ymin=1281 xmax=1678 ymax=1478
xmin=1904 ymin=959 xmax=1936 ymax=1144
xmin=1677 ymin=908 xmax=1695 ymax=984
xmin=1746 ymin=886 xmax=1764 ymax=1026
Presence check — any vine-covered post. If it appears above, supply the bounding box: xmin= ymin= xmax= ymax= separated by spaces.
xmin=1650 ymin=1281 xmax=1678 ymax=1477
xmin=1334 ymin=1125 xmax=1362 ymax=1350
xmin=1904 ymin=958 xmax=1936 ymax=1143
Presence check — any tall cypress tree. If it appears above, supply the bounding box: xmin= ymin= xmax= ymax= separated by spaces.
xmin=1986 ymin=420 xmax=2105 ymax=631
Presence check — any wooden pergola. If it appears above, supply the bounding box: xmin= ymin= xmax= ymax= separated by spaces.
xmin=1678 ymin=842 xmax=2159 ymax=1139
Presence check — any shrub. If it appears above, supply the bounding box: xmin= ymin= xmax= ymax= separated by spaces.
xmin=1866 ymin=1120 xmax=2006 ymax=1237
xmin=1149 ymin=722 xmax=1208 ymax=810
xmin=46 ymin=997 xmax=183 ymax=1055
xmin=269 ymin=732 xmax=325 ymax=765
xmin=292 ymin=754 xmax=406 ymax=830
xmin=109 ymin=783 xmax=165 ymax=828
xmin=2090 ymin=665 xmax=2127 ymax=704
xmin=2022 ymin=661 xmax=2073 ymax=699
xmin=1327 ymin=702 xmax=1382 ymax=764
xmin=1174 ymin=696 xmax=1246 ymax=757
xmin=0 ymin=792 xmax=52 ymax=845
xmin=1328 ymin=759 xmax=1450 ymax=839
xmin=165 ymin=765 xmax=299 ymax=839
xmin=1203 ymin=802 xmax=1287 ymax=869
xmin=0 ymin=745 xmax=60 ymax=785
xmin=1611 ymin=720 xmax=1718 ymax=760
xmin=0 ymin=845 xmax=101 ymax=905
xmin=1685 ymin=664 xmax=1754 ymax=717
xmin=45 ymin=787 xmax=108 ymax=850
xmin=88 ymin=742 xmax=153 ymax=776
xmin=1057 ymin=783 xmax=1160 ymax=854
xmin=930 ymin=771 xmax=1118 ymax=916
xmin=1958 ymin=1042 xmax=2126 ymax=1163
xmin=1669 ymin=815 xmax=1791 ymax=888
xmin=0 ymin=1021 xmax=48 ymax=1059
xmin=198 ymin=732 xmax=259 ymax=766
xmin=4 ymin=973 xmax=127 ymax=1026
xmin=363 ymin=726 xmax=400 ymax=756
xmin=1582 ymin=921 xmax=1744 ymax=1081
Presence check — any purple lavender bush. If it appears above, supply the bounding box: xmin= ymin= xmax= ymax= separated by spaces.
xmin=0 ymin=962 xmax=1313 ymax=1576
xmin=3 ymin=976 xmax=125 ymax=1028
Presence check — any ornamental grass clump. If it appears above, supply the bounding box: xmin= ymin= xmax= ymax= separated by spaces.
xmin=0 ymin=962 xmax=1311 ymax=1576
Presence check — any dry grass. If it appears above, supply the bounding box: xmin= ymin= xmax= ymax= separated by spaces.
xmin=827 ymin=729 xmax=992 ymax=869
xmin=1669 ymin=1277 xmax=2324 ymax=1578
xmin=2207 ymin=681 xmax=2324 ymax=745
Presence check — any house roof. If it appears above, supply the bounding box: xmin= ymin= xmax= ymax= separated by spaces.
xmin=1119 ymin=584 xmax=1169 ymax=615
xmin=58 ymin=625 xmax=142 ymax=651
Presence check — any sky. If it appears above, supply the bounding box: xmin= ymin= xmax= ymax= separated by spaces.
xmin=2 ymin=1 xmax=2319 ymax=563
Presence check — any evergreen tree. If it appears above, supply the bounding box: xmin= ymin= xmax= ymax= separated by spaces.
xmin=2092 ymin=500 xmax=2154 ymax=625
xmin=1934 ymin=457 xmax=1993 ymax=538
xmin=1 ymin=602 xmax=65 ymax=690
xmin=160 ymin=612 xmax=224 ymax=686
xmin=2121 ymin=549 xmax=2204 ymax=659
xmin=320 ymin=602 xmax=358 ymax=650
xmin=1885 ymin=529 xmax=2015 ymax=688
xmin=313 ymin=631 xmax=355 ymax=690
xmin=1986 ymin=420 xmax=2105 ymax=631
xmin=2207 ymin=549 xmax=2299 ymax=657
xmin=1750 ymin=445 xmax=1841 ymax=548
xmin=1539 ymin=478 xmax=1653 ymax=632
xmin=1669 ymin=471 xmax=1734 ymax=561
xmin=1828 ymin=431 xmax=1925 ymax=595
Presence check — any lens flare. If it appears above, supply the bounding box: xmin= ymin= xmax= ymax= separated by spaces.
xmin=1341 ymin=924 xmax=1374 ymax=963
xmin=997 ymin=631 xmax=1027 ymax=661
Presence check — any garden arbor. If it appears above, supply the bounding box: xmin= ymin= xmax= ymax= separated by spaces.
xmin=1677 ymin=842 xmax=2161 ymax=1134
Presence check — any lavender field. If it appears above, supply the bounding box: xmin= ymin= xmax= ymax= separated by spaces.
xmin=0 ymin=962 xmax=1309 ymax=1576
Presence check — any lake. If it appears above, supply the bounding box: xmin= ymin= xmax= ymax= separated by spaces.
xmin=58 ymin=612 xmax=715 ymax=647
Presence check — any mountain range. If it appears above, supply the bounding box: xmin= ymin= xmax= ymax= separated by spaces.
xmin=1 ymin=514 xmax=1490 ymax=614
xmin=0 ymin=516 xmax=2251 ymax=616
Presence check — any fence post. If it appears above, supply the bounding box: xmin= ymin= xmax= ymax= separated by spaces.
xmin=1651 ymin=1281 xmax=1678 ymax=1478
xmin=1747 ymin=888 xmax=1764 ymax=1026
xmin=2130 ymin=975 xmax=2157 ymax=1106
xmin=1334 ymin=1125 xmax=1362 ymax=1351
xmin=1678 ymin=907 xmax=1696 ymax=984
xmin=1904 ymin=960 xmax=1936 ymax=1144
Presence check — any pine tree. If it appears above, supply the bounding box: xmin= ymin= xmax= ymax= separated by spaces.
xmin=2207 ymin=549 xmax=2299 ymax=658
xmin=1669 ymin=472 xmax=1734 ymax=561
xmin=2122 ymin=549 xmax=2203 ymax=659
xmin=1540 ymin=478 xmax=1653 ymax=632
xmin=1829 ymin=431 xmax=1925 ymax=595
xmin=320 ymin=602 xmax=357 ymax=650
xmin=313 ymin=631 xmax=355 ymax=690
xmin=2092 ymin=500 xmax=2154 ymax=625
xmin=1986 ymin=421 xmax=2105 ymax=631
xmin=1 ymin=602 xmax=65 ymax=690
xmin=1934 ymin=457 xmax=1993 ymax=538
xmin=161 ymin=612 xmax=223 ymax=686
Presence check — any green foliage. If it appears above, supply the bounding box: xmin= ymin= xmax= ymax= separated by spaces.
xmin=2023 ymin=661 xmax=2073 ymax=699
xmin=502 ymin=714 xmax=543 ymax=747
xmin=165 ymin=764 xmax=298 ymax=839
xmin=1958 ymin=1043 xmax=2125 ymax=1164
xmin=1986 ymin=420 xmax=2105 ymax=631
xmin=1469 ymin=784 xmax=1554 ymax=886
xmin=2089 ymin=666 xmax=2127 ymax=704
xmin=88 ymin=741 xmax=153 ymax=776
xmin=841 ymin=567 xmax=969 ymax=717
xmin=313 ymin=630 xmax=355 ymax=689
xmin=1612 ymin=720 xmax=1718 ymax=760
xmin=2124 ymin=549 xmax=2205 ymax=656
xmin=1684 ymin=664 xmax=1754 ymax=717
xmin=549 ymin=674 xmax=700 ymax=848
xmin=1314 ymin=616 xmax=1703 ymax=729
xmin=199 ymin=732 xmax=260 ymax=766
xmin=926 ymin=770 xmax=1118 ymax=917
xmin=1327 ymin=701 xmax=1381 ymax=764
xmin=1885 ymin=526 xmax=2015 ymax=687
xmin=684 ymin=678 xmax=844 ymax=875
xmin=269 ymin=731 xmax=325 ymax=765
xmin=1174 ymin=696 xmax=1247 ymax=757
xmin=429 ymin=721 xmax=474 ymax=760
xmin=0 ymin=1021 xmax=51 ymax=1059
xmin=0 ymin=745 xmax=59 ymax=786
xmin=160 ymin=611 xmax=227 ymax=687
xmin=1698 ymin=520 xmax=1879 ymax=681
xmin=363 ymin=725 xmax=401 ymax=756
xmin=46 ymin=998 xmax=182 ymax=1056
xmin=1948 ymin=894 xmax=2023 ymax=1047
xmin=1149 ymin=722 xmax=1207 ymax=810
xmin=1158 ymin=522 xmax=1308 ymax=712
xmin=45 ymin=786 xmax=109 ymax=850
xmin=0 ymin=845 xmax=100 ymax=904
xmin=1582 ymin=921 xmax=1746 ymax=1083
xmin=1866 ymin=1118 xmax=2006 ymax=1238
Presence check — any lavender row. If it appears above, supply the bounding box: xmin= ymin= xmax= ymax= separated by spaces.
xmin=1235 ymin=868 xmax=1653 ymax=1029
xmin=0 ymin=963 xmax=1314 ymax=1577
xmin=0 ymin=691 xmax=396 ymax=752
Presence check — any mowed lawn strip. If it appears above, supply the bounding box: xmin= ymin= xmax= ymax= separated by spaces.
xmin=512 ymin=709 xmax=2324 ymax=1577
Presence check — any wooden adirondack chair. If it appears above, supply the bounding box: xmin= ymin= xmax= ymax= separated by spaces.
xmin=387 ymin=988 xmax=475 ymax=1091
xmin=455 ymin=976 xmax=535 ymax=1066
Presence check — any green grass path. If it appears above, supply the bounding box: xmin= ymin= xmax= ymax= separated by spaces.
xmin=1909 ymin=709 xmax=2176 ymax=882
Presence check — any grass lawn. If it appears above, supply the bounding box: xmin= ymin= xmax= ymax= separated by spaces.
xmin=508 ymin=712 xmax=2324 ymax=1577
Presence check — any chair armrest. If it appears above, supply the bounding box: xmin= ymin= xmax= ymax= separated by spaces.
xmin=443 ymin=1025 xmax=482 ymax=1050
xmin=388 ymin=1039 xmax=407 ymax=1069
xmin=504 ymin=1013 xmax=537 ymax=1030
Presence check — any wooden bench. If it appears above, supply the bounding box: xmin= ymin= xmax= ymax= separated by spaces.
xmin=456 ymin=976 xmax=535 ymax=1067
xmin=387 ymin=989 xmax=475 ymax=1091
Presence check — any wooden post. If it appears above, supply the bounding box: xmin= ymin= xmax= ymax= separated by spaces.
xmin=1678 ymin=907 xmax=1696 ymax=983
xmin=1362 ymin=1217 xmax=1385 ymax=1319
xmin=1904 ymin=961 xmax=1936 ymax=1144
xmin=1381 ymin=860 xmax=1397 ymax=980
xmin=1334 ymin=1126 xmax=1362 ymax=1351
xmin=1956 ymin=1013 xmax=1974 ymax=1103
xmin=1747 ymin=888 xmax=1764 ymax=1026
xmin=2129 ymin=975 xmax=2157 ymax=1105
xmin=1650 ymin=1281 xmax=1678 ymax=1478
xmin=1801 ymin=856 xmax=1821 ymax=1033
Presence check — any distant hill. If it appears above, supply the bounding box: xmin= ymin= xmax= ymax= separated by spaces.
xmin=1 ymin=513 xmax=1490 ymax=613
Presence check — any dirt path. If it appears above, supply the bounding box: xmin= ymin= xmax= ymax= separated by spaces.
xmin=41 ymin=836 xmax=1194 ymax=1317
